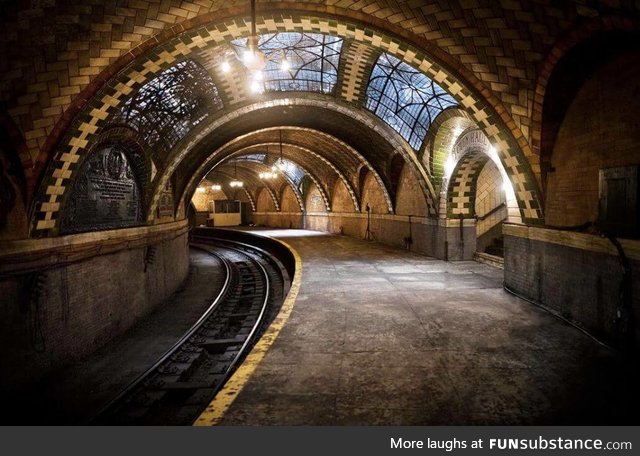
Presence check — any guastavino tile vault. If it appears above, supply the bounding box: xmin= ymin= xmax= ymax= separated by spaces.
xmin=0 ymin=0 xmax=638 ymax=425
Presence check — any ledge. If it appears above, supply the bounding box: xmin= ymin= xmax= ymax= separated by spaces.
xmin=0 ymin=220 xmax=189 ymax=276
xmin=503 ymin=223 xmax=640 ymax=261
xmin=253 ymin=211 xmax=477 ymax=227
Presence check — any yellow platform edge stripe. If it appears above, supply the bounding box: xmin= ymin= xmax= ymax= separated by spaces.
xmin=192 ymin=238 xmax=302 ymax=426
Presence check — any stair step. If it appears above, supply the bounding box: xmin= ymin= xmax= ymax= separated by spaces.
xmin=473 ymin=251 xmax=504 ymax=269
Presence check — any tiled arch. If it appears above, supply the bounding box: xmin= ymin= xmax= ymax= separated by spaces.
xmin=446 ymin=151 xmax=490 ymax=218
xmin=31 ymin=13 xmax=543 ymax=235
xmin=176 ymin=139 xmax=363 ymax=218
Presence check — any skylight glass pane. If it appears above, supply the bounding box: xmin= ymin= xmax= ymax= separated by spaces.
xmin=365 ymin=53 xmax=457 ymax=150
xmin=232 ymin=33 xmax=343 ymax=94
xmin=113 ymin=59 xmax=223 ymax=155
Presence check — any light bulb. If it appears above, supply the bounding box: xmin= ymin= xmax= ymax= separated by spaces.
xmin=243 ymin=50 xmax=255 ymax=65
xmin=250 ymin=80 xmax=262 ymax=93
xmin=221 ymin=61 xmax=231 ymax=73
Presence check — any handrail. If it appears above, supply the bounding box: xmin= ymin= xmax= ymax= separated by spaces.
xmin=476 ymin=202 xmax=506 ymax=221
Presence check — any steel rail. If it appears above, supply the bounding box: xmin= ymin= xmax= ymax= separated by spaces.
xmin=90 ymin=240 xmax=276 ymax=424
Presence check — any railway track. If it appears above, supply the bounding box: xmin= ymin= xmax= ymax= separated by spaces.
xmin=92 ymin=238 xmax=287 ymax=425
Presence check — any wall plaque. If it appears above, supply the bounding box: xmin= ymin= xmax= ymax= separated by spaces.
xmin=62 ymin=145 xmax=142 ymax=233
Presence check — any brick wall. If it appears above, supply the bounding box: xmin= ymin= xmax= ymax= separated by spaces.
xmin=361 ymin=170 xmax=388 ymax=214
xmin=395 ymin=164 xmax=428 ymax=217
xmin=256 ymin=188 xmax=276 ymax=212
xmin=280 ymin=186 xmax=300 ymax=213
xmin=305 ymin=182 xmax=327 ymax=213
xmin=545 ymin=51 xmax=640 ymax=227
xmin=190 ymin=179 xmax=228 ymax=212
xmin=254 ymin=210 xmax=475 ymax=261
xmin=0 ymin=228 xmax=189 ymax=392
xmin=504 ymin=225 xmax=640 ymax=348
xmin=332 ymin=180 xmax=355 ymax=213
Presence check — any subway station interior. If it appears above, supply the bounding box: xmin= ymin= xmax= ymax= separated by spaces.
xmin=1 ymin=0 xmax=640 ymax=425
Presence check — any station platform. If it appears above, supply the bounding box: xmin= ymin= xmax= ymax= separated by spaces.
xmin=5 ymin=229 xmax=637 ymax=425
xmin=207 ymin=229 xmax=638 ymax=425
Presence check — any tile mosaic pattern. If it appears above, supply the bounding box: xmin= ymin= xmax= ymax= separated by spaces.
xmin=30 ymin=13 xmax=544 ymax=234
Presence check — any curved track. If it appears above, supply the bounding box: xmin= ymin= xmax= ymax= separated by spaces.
xmin=92 ymin=239 xmax=286 ymax=425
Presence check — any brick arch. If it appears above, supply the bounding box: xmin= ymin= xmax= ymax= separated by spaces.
xmin=29 ymin=12 xmax=544 ymax=235
xmin=387 ymin=153 xmax=405 ymax=198
xmin=331 ymin=180 xmax=355 ymax=213
xmin=361 ymin=169 xmax=389 ymax=214
xmin=255 ymin=187 xmax=273 ymax=212
xmin=238 ymin=188 xmax=257 ymax=212
xmin=259 ymin=185 xmax=280 ymax=213
xmin=15 ymin=2 xmax=547 ymax=183
xmin=235 ymin=145 xmax=331 ymax=213
xmin=531 ymin=15 xmax=640 ymax=161
xmin=422 ymin=108 xmax=475 ymax=190
xmin=443 ymin=129 xmax=521 ymax=224
xmin=446 ymin=151 xmax=490 ymax=218
xmin=395 ymin=163 xmax=429 ymax=217
xmin=531 ymin=17 xmax=640 ymax=198
xmin=280 ymin=184 xmax=303 ymax=213
xmin=176 ymin=136 xmax=362 ymax=218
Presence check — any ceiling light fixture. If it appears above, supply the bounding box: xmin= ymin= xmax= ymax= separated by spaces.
xmin=211 ymin=184 xmax=222 ymax=191
xmin=274 ymin=129 xmax=286 ymax=171
xmin=243 ymin=0 xmax=266 ymax=90
xmin=229 ymin=160 xmax=244 ymax=188
xmin=260 ymin=145 xmax=277 ymax=179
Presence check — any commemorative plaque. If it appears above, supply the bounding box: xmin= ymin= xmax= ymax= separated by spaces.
xmin=62 ymin=145 xmax=142 ymax=233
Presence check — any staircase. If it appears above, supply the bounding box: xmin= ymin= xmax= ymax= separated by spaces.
xmin=473 ymin=237 xmax=504 ymax=269
xmin=484 ymin=237 xmax=504 ymax=257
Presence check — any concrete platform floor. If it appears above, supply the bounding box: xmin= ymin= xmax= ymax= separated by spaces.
xmin=3 ymin=248 xmax=226 ymax=424
xmin=218 ymin=229 xmax=639 ymax=425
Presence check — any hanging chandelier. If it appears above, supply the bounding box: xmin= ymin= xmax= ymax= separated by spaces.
xmin=229 ymin=160 xmax=244 ymax=188
xmin=259 ymin=145 xmax=278 ymax=179
xmin=273 ymin=129 xmax=287 ymax=171
xmin=220 ymin=0 xmax=291 ymax=93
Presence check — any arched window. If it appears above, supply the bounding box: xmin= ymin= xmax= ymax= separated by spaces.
xmin=232 ymin=33 xmax=343 ymax=94
xmin=365 ymin=53 xmax=457 ymax=150
xmin=112 ymin=59 xmax=223 ymax=156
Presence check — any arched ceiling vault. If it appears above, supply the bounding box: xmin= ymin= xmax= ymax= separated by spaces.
xmin=203 ymin=144 xmax=338 ymax=213
xmin=175 ymin=124 xmax=387 ymax=216
xmin=165 ymin=101 xmax=406 ymax=219
xmin=210 ymin=164 xmax=285 ymax=212
xmin=25 ymin=10 xmax=548 ymax=236
xmin=179 ymin=139 xmax=364 ymax=217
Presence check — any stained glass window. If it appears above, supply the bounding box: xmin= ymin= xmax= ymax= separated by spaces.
xmin=365 ymin=53 xmax=457 ymax=150
xmin=232 ymin=33 xmax=343 ymax=94
xmin=113 ymin=59 xmax=223 ymax=155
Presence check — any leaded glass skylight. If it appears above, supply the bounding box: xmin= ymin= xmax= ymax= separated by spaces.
xmin=235 ymin=154 xmax=267 ymax=164
xmin=276 ymin=159 xmax=306 ymax=186
xmin=365 ymin=53 xmax=457 ymax=150
xmin=112 ymin=59 xmax=223 ymax=156
xmin=232 ymin=33 xmax=343 ymax=94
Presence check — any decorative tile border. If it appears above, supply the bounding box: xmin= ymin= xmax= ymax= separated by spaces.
xmin=31 ymin=14 xmax=543 ymax=236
